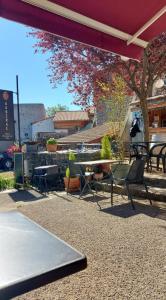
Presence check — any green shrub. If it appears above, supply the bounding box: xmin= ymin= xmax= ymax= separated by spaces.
xmin=68 ymin=152 xmax=76 ymax=161
xmin=66 ymin=151 xmax=76 ymax=178
xmin=65 ymin=167 xmax=70 ymax=178
xmin=100 ymin=135 xmax=112 ymax=159
xmin=0 ymin=177 xmax=15 ymax=191
xmin=46 ymin=138 xmax=57 ymax=145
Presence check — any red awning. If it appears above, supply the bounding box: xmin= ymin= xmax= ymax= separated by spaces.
xmin=0 ymin=0 xmax=166 ymax=58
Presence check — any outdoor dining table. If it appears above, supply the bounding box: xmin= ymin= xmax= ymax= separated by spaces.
xmin=34 ymin=164 xmax=58 ymax=175
xmin=0 ymin=211 xmax=87 ymax=299
xmin=74 ymin=159 xmax=121 ymax=197
xmin=74 ymin=159 xmax=118 ymax=167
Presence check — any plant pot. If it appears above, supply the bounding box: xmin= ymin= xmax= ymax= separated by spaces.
xmin=94 ymin=172 xmax=103 ymax=181
xmin=101 ymin=163 xmax=111 ymax=174
xmin=64 ymin=177 xmax=80 ymax=192
xmin=46 ymin=144 xmax=57 ymax=152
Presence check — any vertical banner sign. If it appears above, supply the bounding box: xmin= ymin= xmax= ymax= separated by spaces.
xmin=0 ymin=90 xmax=15 ymax=140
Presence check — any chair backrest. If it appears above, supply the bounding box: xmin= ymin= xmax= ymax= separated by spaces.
xmin=161 ymin=144 xmax=166 ymax=155
xmin=129 ymin=144 xmax=138 ymax=157
xmin=149 ymin=143 xmax=166 ymax=156
xmin=136 ymin=144 xmax=148 ymax=155
xmin=46 ymin=165 xmax=59 ymax=175
xmin=126 ymin=159 xmax=145 ymax=182
xmin=68 ymin=161 xmax=84 ymax=177
xmin=111 ymin=163 xmax=130 ymax=179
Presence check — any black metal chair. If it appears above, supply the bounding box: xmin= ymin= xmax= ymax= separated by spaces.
xmin=129 ymin=143 xmax=148 ymax=160
xmin=129 ymin=143 xmax=150 ymax=170
xmin=32 ymin=165 xmax=62 ymax=194
xmin=148 ymin=143 xmax=166 ymax=172
xmin=129 ymin=144 xmax=139 ymax=162
xmin=110 ymin=160 xmax=152 ymax=209
xmin=158 ymin=144 xmax=166 ymax=173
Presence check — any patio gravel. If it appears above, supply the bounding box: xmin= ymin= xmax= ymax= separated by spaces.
xmin=12 ymin=192 xmax=166 ymax=300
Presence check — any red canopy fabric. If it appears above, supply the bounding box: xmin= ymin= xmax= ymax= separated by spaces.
xmin=0 ymin=0 xmax=166 ymax=58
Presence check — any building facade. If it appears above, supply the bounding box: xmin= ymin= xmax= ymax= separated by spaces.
xmin=31 ymin=110 xmax=95 ymax=141
xmin=14 ymin=103 xmax=46 ymax=142
xmin=130 ymin=94 xmax=166 ymax=142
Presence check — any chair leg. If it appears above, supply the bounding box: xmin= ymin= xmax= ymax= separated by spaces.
xmin=79 ymin=179 xmax=88 ymax=198
xmin=144 ymin=182 xmax=152 ymax=205
xmin=162 ymin=157 xmax=166 ymax=173
xmin=146 ymin=159 xmax=150 ymax=172
xmin=110 ymin=181 xmax=113 ymax=206
xmin=67 ymin=176 xmax=70 ymax=194
xmin=125 ymin=183 xmax=135 ymax=210
xmin=45 ymin=177 xmax=48 ymax=194
xmin=148 ymin=157 xmax=151 ymax=172
xmin=156 ymin=157 xmax=160 ymax=171
xmin=39 ymin=177 xmax=43 ymax=193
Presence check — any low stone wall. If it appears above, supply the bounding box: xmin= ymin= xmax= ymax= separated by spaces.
xmin=24 ymin=151 xmax=101 ymax=177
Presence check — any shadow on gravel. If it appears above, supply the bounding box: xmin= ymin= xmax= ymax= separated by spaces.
xmin=101 ymin=201 xmax=166 ymax=220
xmin=7 ymin=189 xmax=47 ymax=203
xmin=52 ymin=192 xmax=73 ymax=202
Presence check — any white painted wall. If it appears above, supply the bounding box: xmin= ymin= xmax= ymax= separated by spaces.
xmin=32 ymin=118 xmax=54 ymax=140
xmin=14 ymin=103 xmax=46 ymax=142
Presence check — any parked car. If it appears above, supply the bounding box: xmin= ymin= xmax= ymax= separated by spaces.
xmin=0 ymin=152 xmax=14 ymax=170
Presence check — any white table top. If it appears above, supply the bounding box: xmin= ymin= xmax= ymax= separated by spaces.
xmin=75 ymin=159 xmax=120 ymax=166
xmin=34 ymin=165 xmax=57 ymax=170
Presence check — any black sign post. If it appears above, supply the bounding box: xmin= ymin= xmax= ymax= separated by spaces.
xmin=0 ymin=89 xmax=15 ymax=141
xmin=16 ymin=75 xmax=21 ymax=148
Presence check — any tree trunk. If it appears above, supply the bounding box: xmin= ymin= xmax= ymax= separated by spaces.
xmin=140 ymin=98 xmax=149 ymax=142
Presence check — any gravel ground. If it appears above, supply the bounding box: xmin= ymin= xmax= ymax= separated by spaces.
xmin=12 ymin=192 xmax=166 ymax=300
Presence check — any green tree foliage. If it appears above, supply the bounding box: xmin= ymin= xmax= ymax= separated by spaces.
xmin=31 ymin=29 xmax=166 ymax=141
xmin=46 ymin=104 xmax=69 ymax=116
xmin=100 ymin=75 xmax=128 ymax=159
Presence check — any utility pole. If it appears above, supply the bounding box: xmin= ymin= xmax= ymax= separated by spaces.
xmin=16 ymin=75 xmax=21 ymax=148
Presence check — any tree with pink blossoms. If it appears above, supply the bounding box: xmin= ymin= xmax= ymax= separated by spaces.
xmin=29 ymin=30 xmax=166 ymax=141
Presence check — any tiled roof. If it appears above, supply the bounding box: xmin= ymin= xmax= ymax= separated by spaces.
xmin=53 ymin=111 xmax=89 ymax=121
xmin=31 ymin=116 xmax=53 ymax=125
xmin=57 ymin=122 xmax=118 ymax=144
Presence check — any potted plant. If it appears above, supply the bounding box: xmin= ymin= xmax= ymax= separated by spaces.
xmin=93 ymin=164 xmax=103 ymax=181
xmin=100 ymin=135 xmax=112 ymax=173
xmin=64 ymin=152 xmax=80 ymax=192
xmin=46 ymin=138 xmax=57 ymax=152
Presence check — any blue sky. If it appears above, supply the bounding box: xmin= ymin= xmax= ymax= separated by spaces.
xmin=0 ymin=18 xmax=79 ymax=110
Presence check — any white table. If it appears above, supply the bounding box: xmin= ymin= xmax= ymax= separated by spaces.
xmin=74 ymin=160 xmax=121 ymax=198
xmin=74 ymin=159 xmax=118 ymax=166
xmin=34 ymin=164 xmax=57 ymax=170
